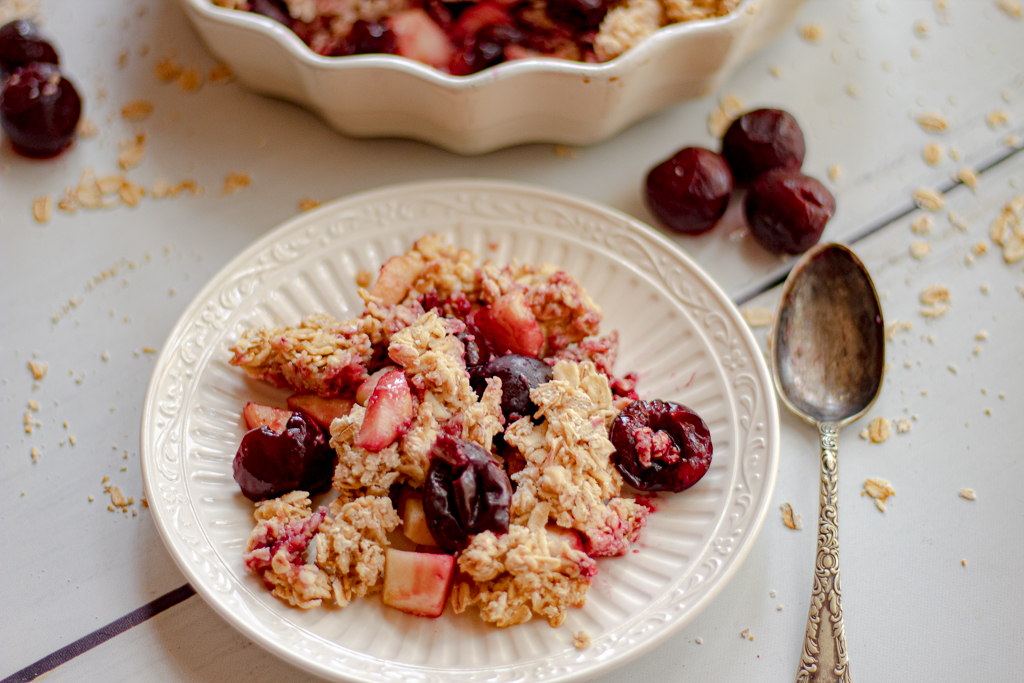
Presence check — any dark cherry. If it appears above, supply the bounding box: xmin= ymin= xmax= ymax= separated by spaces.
xmin=451 ymin=24 xmax=524 ymax=74
xmin=744 ymin=169 xmax=836 ymax=254
xmin=721 ymin=108 xmax=806 ymax=185
xmin=424 ymin=0 xmax=456 ymax=32
xmin=645 ymin=147 xmax=734 ymax=235
xmin=610 ymin=400 xmax=713 ymax=493
xmin=457 ymin=330 xmax=485 ymax=367
xmin=248 ymin=0 xmax=291 ymax=25
xmin=1 ymin=62 xmax=81 ymax=158
xmin=335 ymin=20 xmax=397 ymax=56
xmin=423 ymin=436 xmax=512 ymax=553
xmin=469 ymin=354 xmax=553 ymax=422
xmin=546 ymin=0 xmax=608 ymax=32
xmin=0 ymin=20 xmax=59 ymax=75
xmin=233 ymin=412 xmax=335 ymax=501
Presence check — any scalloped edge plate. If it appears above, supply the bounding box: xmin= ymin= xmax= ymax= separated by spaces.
xmin=140 ymin=178 xmax=779 ymax=682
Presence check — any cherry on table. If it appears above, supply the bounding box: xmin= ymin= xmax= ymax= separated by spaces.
xmin=645 ymin=147 xmax=734 ymax=235
xmin=0 ymin=20 xmax=59 ymax=75
xmin=721 ymin=108 xmax=806 ymax=185
xmin=1 ymin=62 xmax=81 ymax=158
xmin=744 ymin=169 xmax=836 ymax=255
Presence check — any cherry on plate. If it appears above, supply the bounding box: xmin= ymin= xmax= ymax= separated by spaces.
xmin=546 ymin=0 xmax=608 ymax=31
xmin=334 ymin=20 xmax=397 ymax=56
xmin=744 ymin=169 xmax=836 ymax=255
xmin=233 ymin=412 xmax=335 ymax=501
xmin=645 ymin=147 xmax=734 ymax=235
xmin=469 ymin=354 xmax=553 ymax=423
xmin=1 ymin=62 xmax=81 ymax=158
xmin=721 ymin=108 xmax=805 ymax=185
xmin=0 ymin=20 xmax=59 ymax=75
xmin=610 ymin=399 xmax=713 ymax=493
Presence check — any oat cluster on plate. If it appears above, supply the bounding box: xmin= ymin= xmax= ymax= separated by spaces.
xmin=229 ymin=234 xmax=656 ymax=628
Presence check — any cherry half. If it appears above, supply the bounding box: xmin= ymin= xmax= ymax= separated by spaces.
xmin=1 ymin=62 xmax=81 ymax=158
xmin=610 ymin=400 xmax=713 ymax=493
xmin=0 ymin=20 xmax=59 ymax=75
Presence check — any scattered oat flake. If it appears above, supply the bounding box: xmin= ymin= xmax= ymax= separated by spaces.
xmin=863 ymin=477 xmax=895 ymax=511
xmin=948 ymin=364 xmax=958 ymax=374
xmin=780 ymin=503 xmax=802 ymax=530
xmin=30 ymin=446 xmax=40 ymax=462
xmin=32 ymin=195 xmax=52 ymax=223
xmin=922 ymin=143 xmax=943 ymax=165
xmin=971 ymin=241 xmax=987 ymax=256
xmin=121 ymin=100 xmax=154 ymax=122
xmin=910 ymin=241 xmax=930 ymax=259
xmin=997 ymin=0 xmax=1022 ymax=19
xmin=1006 ymin=133 xmax=1021 ymax=148
xmin=948 ymin=210 xmax=969 ymax=232
xmin=959 ymin=488 xmax=976 ymax=500
xmin=885 ymin=320 xmax=913 ymax=340
xmin=913 ymin=187 xmax=944 ymax=211
xmin=155 ymin=57 xmax=182 ymax=81
xmin=142 ymin=346 xmax=157 ymax=354
xmin=769 ymin=65 xmax=783 ymax=78
xmin=957 ymin=167 xmax=979 ymax=190
xmin=695 ymin=638 xmax=703 ymax=645
xmin=986 ymin=109 xmax=1010 ymax=129
xmin=868 ymin=417 xmax=892 ymax=443
xmin=740 ymin=628 xmax=751 ymax=640
xmin=800 ymin=23 xmax=826 ymax=42
xmin=913 ymin=19 xmax=929 ymax=36
xmin=553 ymin=145 xmax=578 ymax=158
xmin=741 ymin=306 xmax=773 ymax=328
xmin=119 ymin=180 xmax=146 ymax=207
xmin=707 ymin=94 xmax=743 ymax=137
xmin=27 ymin=399 xmax=39 ymax=411
xmin=298 ymin=198 xmax=322 ymax=212
xmin=177 ymin=67 xmax=203 ymax=91
xmin=28 ymin=360 xmax=48 ymax=380
xmin=975 ymin=330 xmax=988 ymax=340
xmin=69 ymin=434 xmax=77 ymax=446
xmin=573 ymin=631 xmax=591 ymax=649
xmin=222 ymin=172 xmax=251 ymax=195
xmin=827 ymin=164 xmax=841 ymax=182
xmin=77 ymin=118 xmax=98 ymax=138
xmin=896 ymin=418 xmax=911 ymax=433
xmin=108 ymin=486 xmax=129 ymax=508
xmin=355 ymin=269 xmax=373 ymax=288
xmin=920 ymin=284 xmax=950 ymax=305
xmin=208 ymin=63 xmax=235 ymax=84
xmin=921 ymin=302 xmax=950 ymax=318
xmin=845 ymin=83 xmax=859 ymax=98
xmin=911 ymin=214 xmax=934 ymax=234
xmin=118 ymin=133 xmax=146 ymax=171
xmin=916 ymin=111 xmax=948 ymax=133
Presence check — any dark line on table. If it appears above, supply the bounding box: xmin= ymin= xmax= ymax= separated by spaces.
xmin=1 ymin=584 xmax=195 ymax=683
xmin=3 ymin=132 xmax=1023 ymax=683
xmin=732 ymin=140 xmax=1024 ymax=306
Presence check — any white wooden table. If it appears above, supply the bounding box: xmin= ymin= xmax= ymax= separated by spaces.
xmin=2 ymin=0 xmax=1023 ymax=681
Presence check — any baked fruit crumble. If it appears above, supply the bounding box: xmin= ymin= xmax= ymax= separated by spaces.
xmin=229 ymin=234 xmax=713 ymax=628
xmin=212 ymin=0 xmax=739 ymax=74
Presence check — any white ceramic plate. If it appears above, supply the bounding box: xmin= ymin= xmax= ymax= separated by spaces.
xmin=141 ymin=179 xmax=779 ymax=683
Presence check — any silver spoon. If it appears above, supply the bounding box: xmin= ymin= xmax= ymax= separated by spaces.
xmin=771 ymin=243 xmax=885 ymax=683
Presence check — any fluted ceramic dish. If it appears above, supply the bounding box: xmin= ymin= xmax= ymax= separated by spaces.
xmin=178 ymin=0 xmax=807 ymax=154
xmin=140 ymin=179 xmax=780 ymax=683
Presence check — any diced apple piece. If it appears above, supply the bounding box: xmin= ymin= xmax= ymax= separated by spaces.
xmin=545 ymin=524 xmax=585 ymax=553
xmin=355 ymin=366 xmax=400 ymax=406
xmin=286 ymin=394 xmax=355 ymax=430
xmin=354 ymin=370 xmax=414 ymax=452
xmin=470 ymin=290 xmax=544 ymax=357
xmin=243 ymin=402 xmax=292 ymax=434
xmin=388 ymin=9 xmax=455 ymax=70
xmin=401 ymin=493 xmax=438 ymax=547
xmin=369 ymin=255 xmax=424 ymax=306
xmin=382 ymin=548 xmax=455 ymax=618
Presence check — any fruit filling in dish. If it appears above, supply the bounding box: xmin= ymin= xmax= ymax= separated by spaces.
xmin=228 ymin=234 xmax=713 ymax=627
xmin=212 ymin=0 xmax=739 ymax=74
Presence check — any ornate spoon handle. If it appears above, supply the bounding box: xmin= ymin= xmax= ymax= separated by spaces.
xmin=796 ymin=422 xmax=851 ymax=683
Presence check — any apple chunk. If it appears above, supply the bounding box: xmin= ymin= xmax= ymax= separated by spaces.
xmin=354 ymin=370 xmax=413 ymax=452
xmin=286 ymin=394 xmax=354 ymax=430
xmin=382 ymin=548 xmax=455 ymax=618
xmin=544 ymin=524 xmax=585 ymax=553
xmin=401 ymin=492 xmax=439 ymax=547
xmin=369 ymin=255 xmax=424 ymax=306
xmin=388 ymin=9 xmax=455 ymax=70
xmin=470 ymin=290 xmax=543 ymax=357
xmin=243 ymin=402 xmax=292 ymax=434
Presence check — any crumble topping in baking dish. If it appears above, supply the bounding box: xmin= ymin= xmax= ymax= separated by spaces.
xmin=229 ymin=234 xmax=713 ymax=628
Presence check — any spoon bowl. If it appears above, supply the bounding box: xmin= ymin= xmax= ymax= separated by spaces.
xmin=771 ymin=243 xmax=885 ymax=683
xmin=773 ymin=243 xmax=885 ymax=426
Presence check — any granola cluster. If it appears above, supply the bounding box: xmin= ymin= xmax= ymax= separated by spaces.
xmin=234 ymin=235 xmax=649 ymax=628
